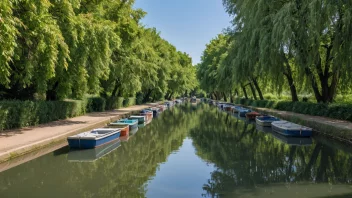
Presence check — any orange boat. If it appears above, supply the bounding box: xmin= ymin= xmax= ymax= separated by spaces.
xmin=245 ymin=112 xmax=261 ymax=120
xmin=106 ymin=124 xmax=130 ymax=136
xmin=140 ymin=110 xmax=153 ymax=122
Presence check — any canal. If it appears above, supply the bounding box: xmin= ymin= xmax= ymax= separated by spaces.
xmin=1 ymin=104 xmax=352 ymax=197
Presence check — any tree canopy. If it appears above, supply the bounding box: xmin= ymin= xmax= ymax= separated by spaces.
xmin=198 ymin=0 xmax=352 ymax=103
xmin=0 ymin=0 xmax=198 ymax=101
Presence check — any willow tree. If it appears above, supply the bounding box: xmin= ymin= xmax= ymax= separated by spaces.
xmin=223 ymin=0 xmax=352 ymax=103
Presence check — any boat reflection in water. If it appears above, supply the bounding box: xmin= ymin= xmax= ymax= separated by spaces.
xmin=129 ymin=127 xmax=139 ymax=136
xmin=67 ymin=140 xmax=121 ymax=162
xmin=255 ymin=124 xmax=273 ymax=133
xmin=270 ymin=131 xmax=313 ymax=146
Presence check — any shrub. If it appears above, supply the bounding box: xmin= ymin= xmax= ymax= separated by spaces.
xmin=87 ymin=97 xmax=106 ymax=112
xmin=105 ymin=97 xmax=124 ymax=110
xmin=0 ymin=100 xmax=87 ymax=130
xmin=123 ymin=97 xmax=136 ymax=107
xmin=235 ymin=98 xmax=352 ymax=122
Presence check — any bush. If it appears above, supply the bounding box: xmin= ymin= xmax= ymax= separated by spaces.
xmin=87 ymin=97 xmax=106 ymax=112
xmin=0 ymin=100 xmax=87 ymax=130
xmin=123 ymin=97 xmax=136 ymax=107
xmin=105 ymin=97 xmax=124 ymax=110
xmin=235 ymin=99 xmax=352 ymax=122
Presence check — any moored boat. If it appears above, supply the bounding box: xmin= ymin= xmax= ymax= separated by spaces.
xmin=140 ymin=110 xmax=153 ymax=121
xmin=106 ymin=123 xmax=129 ymax=136
xmin=67 ymin=128 xmax=121 ymax=149
xmin=238 ymin=108 xmax=251 ymax=117
xmin=67 ymin=139 xmax=121 ymax=162
xmin=271 ymin=121 xmax=312 ymax=137
xmin=245 ymin=111 xmax=261 ymax=120
xmin=129 ymin=116 xmax=145 ymax=124
xmin=111 ymin=119 xmax=138 ymax=130
xmin=255 ymin=115 xmax=280 ymax=127
xmin=145 ymin=107 xmax=160 ymax=117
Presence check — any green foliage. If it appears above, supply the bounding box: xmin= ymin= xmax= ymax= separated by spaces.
xmin=0 ymin=100 xmax=87 ymax=130
xmin=235 ymin=98 xmax=352 ymax=121
xmin=0 ymin=0 xmax=198 ymax=103
xmin=86 ymin=97 xmax=106 ymax=112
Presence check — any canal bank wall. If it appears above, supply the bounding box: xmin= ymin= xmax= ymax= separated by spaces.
xmin=247 ymin=106 xmax=352 ymax=143
xmin=0 ymin=103 xmax=159 ymax=163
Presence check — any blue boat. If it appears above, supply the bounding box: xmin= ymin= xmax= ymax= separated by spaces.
xmin=67 ymin=128 xmax=121 ymax=149
xmin=112 ymin=119 xmax=138 ymax=130
xmin=255 ymin=115 xmax=280 ymax=127
xmin=238 ymin=108 xmax=251 ymax=117
xmin=67 ymin=139 xmax=121 ymax=162
xmin=271 ymin=121 xmax=312 ymax=137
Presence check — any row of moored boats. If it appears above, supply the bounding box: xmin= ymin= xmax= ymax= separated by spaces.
xmin=215 ymin=102 xmax=313 ymax=137
xmin=67 ymin=101 xmax=181 ymax=149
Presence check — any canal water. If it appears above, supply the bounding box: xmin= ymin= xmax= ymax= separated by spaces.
xmin=1 ymin=104 xmax=352 ymax=198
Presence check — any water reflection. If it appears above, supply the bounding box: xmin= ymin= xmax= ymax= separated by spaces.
xmin=190 ymin=107 xmax=352 ymax=197
xmin=0 ymin=104 xmax=352 ymax=198
xmin=0 ymin=105 xmax=194 ymax=198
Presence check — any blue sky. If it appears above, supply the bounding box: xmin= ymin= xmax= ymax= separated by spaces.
xmin=134 ymin=0 xmax=232 ymax=65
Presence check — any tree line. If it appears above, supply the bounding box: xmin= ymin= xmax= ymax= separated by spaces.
xmin=0 ymin=0 xmax=198 ymax=102
xmin=197 ymin=0 xmax=352 ymax=103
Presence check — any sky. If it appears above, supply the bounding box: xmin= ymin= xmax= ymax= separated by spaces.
xmin=134 ymin=0 xmax=232 ymax=65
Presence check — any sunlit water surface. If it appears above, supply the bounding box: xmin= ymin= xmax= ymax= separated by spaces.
xmin=1 ymin=104 xmax=352 ymax=198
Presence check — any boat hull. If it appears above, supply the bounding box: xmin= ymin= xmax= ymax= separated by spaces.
xmin=67 ymin=132 xmax=121 ymax=149
xmin=68 ymin=140 xmax=121 ymax=162
xmin=271 ymin=124 xmax=312 ymax=137
xmin=128 ymin=116 xmax=145 ymax=124
xmin=255 ymin=116 xmax=280 ymax=127
xmin=238 ymin=110 xmax=251 ymax=117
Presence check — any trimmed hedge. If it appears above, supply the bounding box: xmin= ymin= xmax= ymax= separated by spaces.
xmin=234 ymin=98 xmax=352 ymax=122
xmin=0 ymin=100 xmax=87 ymax=130
xmin=87 ymin=97 xmax=106 ymax=112
xmin=0 ymin=96 xmax=138 ymax=131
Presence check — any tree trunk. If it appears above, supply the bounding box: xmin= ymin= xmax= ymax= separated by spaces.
xmin=168 ymin=92 xmax=174 ymax=100
xmin=143 ymin=89 xmax=153 ymax=103
xmin=252 ymin=78 xmax=264 ymax=100
xmin=248 ymin=83 xmax=258 ymax=100
xmin=222 ymin=92 xmax=227 ymax=102
xmin=230 ymin=91 xmax=234 ymax=103
xmin=241 ymin=86 xmax=248 ymax=99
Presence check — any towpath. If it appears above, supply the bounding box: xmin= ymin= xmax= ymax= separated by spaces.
xmin=0 ymin=104 xmax=157 ymax=163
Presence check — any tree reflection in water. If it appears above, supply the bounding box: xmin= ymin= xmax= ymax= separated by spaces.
xmin=190 ymin=106 xmax=352 ymax=198
xmin=1 ymin=104 xmax=352 ymax=198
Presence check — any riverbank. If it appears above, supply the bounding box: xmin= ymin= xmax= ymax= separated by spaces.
xmin=0 ymin=103 xmax=158 ymax=163
xmin=247 ymin=106 xmax=352 ymax=143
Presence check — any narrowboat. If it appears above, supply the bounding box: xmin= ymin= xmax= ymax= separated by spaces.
xmin=271 ymin=121 xmax=312 ymax=137
xmin=140 ymin=110 xmax=153 ymax=121
xmin=129 ymin=116 xmax=146 ymax=124
xmin=270 ymin=131 xmax=313 ymax=146
xmin=255 ymin=115 xmax=280 ymax=127
xmin=106 ymin=123 xmax=129 ymax=136
xmin=67 ymin=128 xmax=121 ymax=149
xmin=245 ymin=111 xmax=261 ymax=120
xmin=238 ymin=108 xmax=251 ymax=117
xmin=146 ymin=107 xmax=160 ymax=117
xmin=111 ymin=119 xmax=138 ymax=130
xmin=67 ymin=139 xmax=121 ymax=162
